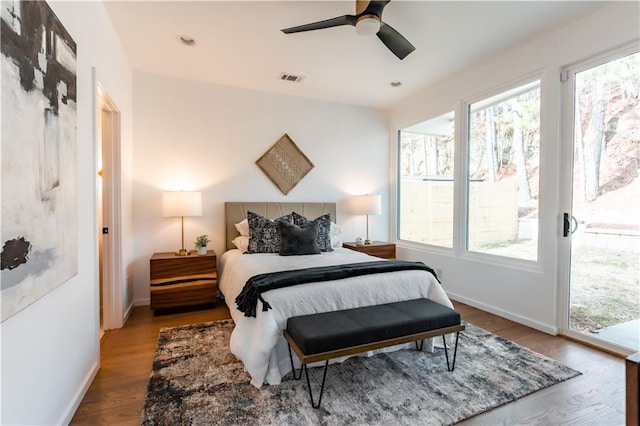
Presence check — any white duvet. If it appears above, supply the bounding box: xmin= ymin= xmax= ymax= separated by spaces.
xmin=218 ymin=247 xmax=453 ymax=388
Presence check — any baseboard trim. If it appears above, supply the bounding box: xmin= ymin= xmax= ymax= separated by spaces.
xmin=134 ymin=297 xmax=150 ymax=307
xmin=58 ymin=358 xmax=100 ymax=425
xmin=447 ymin=292 xmax=558 ymax=335
xmin=123 ymin=300 xmax=135 ymax=324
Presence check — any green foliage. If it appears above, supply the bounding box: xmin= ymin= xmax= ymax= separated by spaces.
xmin=194 ymin=234 xmax=210 ymax=248
xmin=468 ymin=85 xmax=541 ymax=183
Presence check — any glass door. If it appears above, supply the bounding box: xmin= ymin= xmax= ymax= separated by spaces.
xmin=563 ymin=48 xmax=639 ymax=352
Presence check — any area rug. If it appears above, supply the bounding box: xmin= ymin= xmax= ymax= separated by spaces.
xmin=141 ymin=320 xmax=580 ymax=425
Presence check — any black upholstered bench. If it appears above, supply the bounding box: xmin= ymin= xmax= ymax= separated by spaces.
xmin=283 ymin=298 xmax=465 ymax=408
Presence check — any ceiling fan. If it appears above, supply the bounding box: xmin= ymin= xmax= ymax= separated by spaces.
xmin=281 ymin=0 xmax=415 ymax=60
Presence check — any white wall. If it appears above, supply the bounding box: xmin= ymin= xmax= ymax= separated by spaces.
xmin=131 ymin=73 xmax=389 ymax=304
xmin=0 ymin=2 xmax=133 ymax=424
xmin=390 ymin=2 xmax=639 ymax=333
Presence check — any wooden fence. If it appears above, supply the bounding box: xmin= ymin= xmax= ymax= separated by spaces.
xmin=400 ymin=179 xmax=518 ymax=247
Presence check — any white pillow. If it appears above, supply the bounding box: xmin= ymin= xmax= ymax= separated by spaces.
xmin=232 ymin=236 xmax=249 ymax=252
xmin=330 ymin=235 xmax=343 ymax=249
xmin=330 ymin=221 xmax=342 ymax=237
xmin=235 ymin=218 xmax=249 ymax=236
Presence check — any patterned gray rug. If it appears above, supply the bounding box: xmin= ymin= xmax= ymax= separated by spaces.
xmin=141 ymin=319 xmax=580 ymax=425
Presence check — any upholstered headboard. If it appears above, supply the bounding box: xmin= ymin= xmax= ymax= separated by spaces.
xmin=225 ymin=202 xmax=337 ymax=251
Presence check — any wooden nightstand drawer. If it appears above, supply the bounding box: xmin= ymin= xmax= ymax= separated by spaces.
xmin=342 ymin=242 xmax=396 ymax=260
xmin=150 ymin=250 xmax=217 ymax=311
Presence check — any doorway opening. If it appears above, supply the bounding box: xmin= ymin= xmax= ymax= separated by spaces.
xmin=96 ymin=79 xmax=123 ymax=335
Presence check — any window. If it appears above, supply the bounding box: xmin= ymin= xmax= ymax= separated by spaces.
xmin=466 ymin=81 xmax=541 ymax=261
xmin=398 ymin=112 xmax=455 ymax=248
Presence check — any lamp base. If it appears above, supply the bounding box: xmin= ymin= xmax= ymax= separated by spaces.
xmin=175 ymin=249 xmax=189 ymax=256
xmin=364 ymin=239 xmax=372 ymax=245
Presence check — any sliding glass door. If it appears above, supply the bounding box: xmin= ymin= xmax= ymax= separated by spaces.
xmin=562 ymin=47 xmax=639 ymax=352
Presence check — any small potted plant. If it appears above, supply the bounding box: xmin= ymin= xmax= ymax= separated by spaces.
xmin=194 ymin=234 xmax=210 ymax=255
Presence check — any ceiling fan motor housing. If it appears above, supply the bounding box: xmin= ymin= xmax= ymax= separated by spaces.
xmin=355 ymin=0 xmax=389 ymax=16
xmin=355 ymin=1 xmax=388 ymax=36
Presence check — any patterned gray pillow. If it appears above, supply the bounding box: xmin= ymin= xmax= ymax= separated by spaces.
xmin=247 ymin=211 xmax=292 ymax=254
xmin=278 ymin=221 xmax=321 ymax=256
xmin=291 ymin=212 xmax=333 ymax=252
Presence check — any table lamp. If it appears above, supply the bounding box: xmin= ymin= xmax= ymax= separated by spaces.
xmin=349 ymin=194 xmax=382 ymax=245
xmin=163 ymin=191 xmax=202 ymax=256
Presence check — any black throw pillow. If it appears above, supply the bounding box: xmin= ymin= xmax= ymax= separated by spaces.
xmin=278 ymin=220 xmax=321 ymax=256
xmin=291 ymin=212 xmax=333 ymax=252
xmin=247 ymin=211 xmax=292 ymax=253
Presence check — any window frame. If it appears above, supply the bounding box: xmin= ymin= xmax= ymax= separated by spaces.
xmin=461 ymin=75 xmax=544 ymax=268
xmin=396 ymin=111 xmax=457 ymax=252
xmin=394 ymin=73 xmax=546 ymax=271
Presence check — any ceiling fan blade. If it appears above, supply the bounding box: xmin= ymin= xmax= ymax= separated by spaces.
xmin=281 ymin=15 xmax=356 ymax=34
xmin=376 ymin=22 xmax=415 ymax=60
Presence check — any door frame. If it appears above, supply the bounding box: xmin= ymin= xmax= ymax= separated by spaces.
xmin=94 ymin=70 xmax=123 ymax=331
xmin=558 ymin=42 xmax=639 ymax=356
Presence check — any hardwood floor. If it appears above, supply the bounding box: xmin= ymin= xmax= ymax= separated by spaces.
xmin=70 ymin=305 xmax=231 ymax=425
xmin=70 ymin=301 xmax=626 ymax=425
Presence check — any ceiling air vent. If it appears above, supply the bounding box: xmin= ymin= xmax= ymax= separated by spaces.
xmin=279 ymin=73 xmax=305 ymax=83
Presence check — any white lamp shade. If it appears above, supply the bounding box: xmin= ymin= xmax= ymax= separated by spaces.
xmin=348 ymin=194 xmax=382 ymax=215
xmin=162 ymin=191 xmax=202 ymax=217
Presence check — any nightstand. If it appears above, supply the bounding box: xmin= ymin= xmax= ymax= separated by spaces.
xmin=342 ymin=241 xmax=396 ymax=260
xmin=150 ymin=250 xmax=217 ymax=312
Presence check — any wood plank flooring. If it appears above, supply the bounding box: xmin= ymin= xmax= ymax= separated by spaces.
xmin=70 ymin=301 xmax=626 ymax=425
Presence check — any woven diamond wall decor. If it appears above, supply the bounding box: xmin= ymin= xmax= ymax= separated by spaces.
xmin=256 ymin=134 xmax=314 ymax=195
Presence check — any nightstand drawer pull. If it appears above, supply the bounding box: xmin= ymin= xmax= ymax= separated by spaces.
xmin=150 ymin=273 xmax=217 ymax=287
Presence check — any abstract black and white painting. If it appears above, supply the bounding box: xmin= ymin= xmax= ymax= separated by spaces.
xmin=1 ymin=0 xmax=77 ymax=321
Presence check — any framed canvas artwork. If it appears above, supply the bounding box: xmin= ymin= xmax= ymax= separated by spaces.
xmin=1 ymin=0 xmax=78 ymax=321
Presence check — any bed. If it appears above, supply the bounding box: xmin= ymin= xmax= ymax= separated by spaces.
xmin=218 ymin=202 xmax=453 ymax=388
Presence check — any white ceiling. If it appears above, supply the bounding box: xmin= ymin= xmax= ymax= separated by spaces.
xmin=104 ymin=1 xmax=608 ymax=109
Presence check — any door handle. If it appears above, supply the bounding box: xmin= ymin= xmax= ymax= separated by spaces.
xmin=563 ymin=213 xmax=578 ymax=237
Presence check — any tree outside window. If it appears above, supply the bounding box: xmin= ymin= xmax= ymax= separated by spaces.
xmin=467 ymin=81 xmax=541 ymax=261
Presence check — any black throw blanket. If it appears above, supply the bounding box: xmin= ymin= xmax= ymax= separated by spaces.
xmin=235 ymin=260 xmax=439 ymax=318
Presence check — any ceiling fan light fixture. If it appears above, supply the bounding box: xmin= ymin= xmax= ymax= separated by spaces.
xmin=355 ymin=15 xmax=380 ymax=36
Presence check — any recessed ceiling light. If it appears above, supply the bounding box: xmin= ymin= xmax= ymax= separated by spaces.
xmin=177 ymin=35 xmax=196 ymax=46
xmin=390 ymin=81 xmax=402 ymax=87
